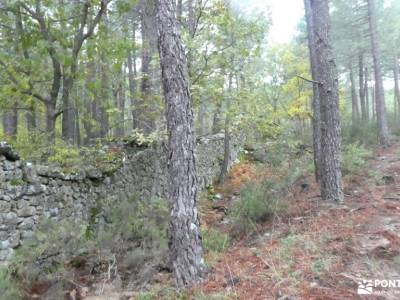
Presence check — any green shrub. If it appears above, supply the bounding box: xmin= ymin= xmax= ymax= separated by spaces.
xmin=230 ymin=180 xmax=287 ymax=235
xmin=202 ymin=229 xmax=230 ymax=253
xmin=0 ymin=267 xmax=21 ymax=300
xmin=342 ymin=121 xmax=379 ymax=146
xmin=10 ymin=195 xmax=169 ymax=297
xmin=341 ymin=143 xmax=372 ymax=175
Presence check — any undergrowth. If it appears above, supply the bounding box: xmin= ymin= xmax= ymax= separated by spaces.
xmin=8 ymin=195 xmax=169 ymax=299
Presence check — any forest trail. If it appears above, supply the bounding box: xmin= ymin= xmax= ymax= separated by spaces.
xmin=197 ymin=144 xmax=400 ymax=300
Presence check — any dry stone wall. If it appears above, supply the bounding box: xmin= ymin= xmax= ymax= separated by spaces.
xmin=0 ymin=133 xmax=243 ymax=262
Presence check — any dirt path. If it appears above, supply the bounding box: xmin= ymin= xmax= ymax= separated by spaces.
xmin=199 ymin=144 xmax=400 ymax=300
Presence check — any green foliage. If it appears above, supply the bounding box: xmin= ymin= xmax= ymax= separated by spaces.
xmin=342 ymin=121 xmax=379 ymax=146
xmin=341 ymin=143 xmax=372 ymax=175
xmin=0 ymin=267 xmax=21 ymax=300
xmin=47 ymin=141 xmax=81 ymax=168
xmin=202 ymin=229 xmax=230 ymax=253
xmin=230 ymin=180 xmax=287 ymax=235
xmin=10 ymin=195 xmax=169 ymax=295
xmin=4 ymin=129 xmax=48 ymax=162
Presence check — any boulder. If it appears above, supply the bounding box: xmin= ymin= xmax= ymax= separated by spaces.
xmin=0 ymin=142 xmax=20 ymax=161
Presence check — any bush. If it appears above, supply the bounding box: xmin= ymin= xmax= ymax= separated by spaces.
xmin=0 ymin=267 xmax=21 ymax=300
xmin=202 ymin=229 xmax=230 ymax=253
xmin=10 ymin=195 xmax=169 ymax=298
xmin=342 ymin=121 xmax=379 ymax=146
xmin=341 ymin=143 xmax=372 ymax=175
xmin=230 ymin=180 xmax=287 ymax=235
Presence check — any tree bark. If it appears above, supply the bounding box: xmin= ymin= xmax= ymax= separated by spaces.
xmin=358 ymin=53 xmax=367 ymax=122
xmin=365 ymin=67 xmax=370 ymax=121
xmin=155 ymin=0 xmax=204 ymax=287
xmin=219 ymin=73 xmax=233 ymax=184
xmin=368 ymin=0 xmax=390 ymax=146
xmin=304 ymin=0 xmax=322 ymax=182
xmin=61 ymin=75 xmax=76 ymax=143
xmin=306 ymin=0 xmax=343 ymax=202
xmin=139 ymin=1 xmax=158 ymax=133
xmin=2 ymin=104 xmax=18 ymax=137
xmin=128 ymin=20 xmax=138 ymax=130
xmin=350 ymin=66 xmax=360 ymax=126
xmin=393 ymin=57 xmax=400 ymax=124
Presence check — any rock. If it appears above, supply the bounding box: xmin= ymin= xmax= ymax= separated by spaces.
xmin=382 ymin=175 xmax=395 ymax=185
xmin=18 ymin=218 xmax=35 ymax=230
xmin=9 ymin=231 xmax=20 ymax=248
xmin=359 ymin=235 xmax=391 ymax=253
xmin=23 ymin=164 xmax=39 ymax=183
xmin=17 ymin=206 xmax=36 ymax=217
xmin=4 ymin=212 xmax=18 ymax=226
xmin=0 ymin=249 xmax=10 ymax=261
xmin=0 ymin=240 xmax=9 ymax=250
xmin=213 ymin=193 xmax=223 ymax=201
xmin=25 ymin=184 xmax=45 ymax=195
xmin=300 ymin=181 xmax=310 ymax=193
xmin=0 ymin=142 xmax=20 ymax=161
xmin=86 ymin=168 xmax=103 ymax=180
xmin=0 ymin=201 xmax=11 ymax=213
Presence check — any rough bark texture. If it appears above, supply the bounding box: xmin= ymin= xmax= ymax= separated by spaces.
xmin=128 ymin=21 xmax=138 ymax=130
xmin=2 ymin=105 xmax=18 ymax=137
xmin=365 ymin=67 xmax=370 ymax=121
xmin=139 ymin=0 xmax=158 ymax=133
xmin=304 ymin=0 xmax=322 ymax=182
xmin=368 ymin=0 xmax=390 ymax=146
xmin=306 ymin=0 xmax=343 ymax=202
xmin=155 ymin=0 xmax=204 ymax=287
xmin=358 ymin=53 xmax=367 ymax=122
xmin=350 ymin=66 xmax=360 ymax=125
xmin=394 ymin=57 xmax=400 ymax=120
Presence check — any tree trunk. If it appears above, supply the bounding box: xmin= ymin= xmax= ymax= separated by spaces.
xmin=156 ymin=0 xmax=204 ymax=287
xmin=358 ymin=53 xmax=367 ymax=122
xmin=212 ymin=102 xmax=222 ymax=134
xmin=139 ymin=1 xmax=157 ymax=133
xmin=304 ymin=0 xmax=322 ymax=182
xmin=393 ymin=57 xmax=400 ymax=124
xmin=177 ymin=0 xmax=183 ymax=21
xmin=2 ymin=104 xmax=18 ymax=137
xmin=45 ymin=101 xmax=57 ymax=141
xmin=61 ymin=75 xmax=76 ymax=143
xmin=368 ymin=0 xmax=390 ymax=146
xmin=365 ymin=67 xmax=370 ymax=121
xmin=306 ymin=0 xmax=343 ymax=202
xmin=350 ymin=66 xmax=360 ymax=126
xmin=26 ymin=104 xmax=36 ymax=132
xmin=219 ymin=74 xmax=233 ymax=184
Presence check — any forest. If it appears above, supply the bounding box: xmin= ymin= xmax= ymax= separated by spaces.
xmin=0 ymin=0 xmax=400 ymax=299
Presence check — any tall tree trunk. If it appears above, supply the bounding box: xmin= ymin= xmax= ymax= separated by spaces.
xmin=3 ymin=104 xmax=18 ymax=137
xmin=306 ymin=0 xmax=343 ymax=202
xmin=156 ymin=0 xmax=204 ymax=287
xmin=393 ymin=57 xmax=400 ymax=122
xmin=100 ymin=62 xmax=110 ymax=138
xmin=304 ymin=0 xmax=322 ymax=182
xmin=359 ymin=53 xmax=367 ymax=122
xmin=350 ymin=66 xmax=360 ymax=126
xmin=368 ymin=0 xmax=390 ymax=146
xmin=139 ymin=1 xmax=157 ymax=133
xmin=219 ymin=73 xmax=233 ymax=184
xmin=45 ymin=102 xmax=57 ymax=141
xmin=61 ymin=75 xmax=76 ymax=143
xmin=197 ymin=100 xmax=207 ymax=136
xmin=177 ymin=0 xmax=183 ymax=21
xmin=212 ymin=102 xmax=222 ymax=134
xmin=26 ymin=104 xmax=36 ymax=132
xmin=364 ymin=67 xmax=370 ymax=121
